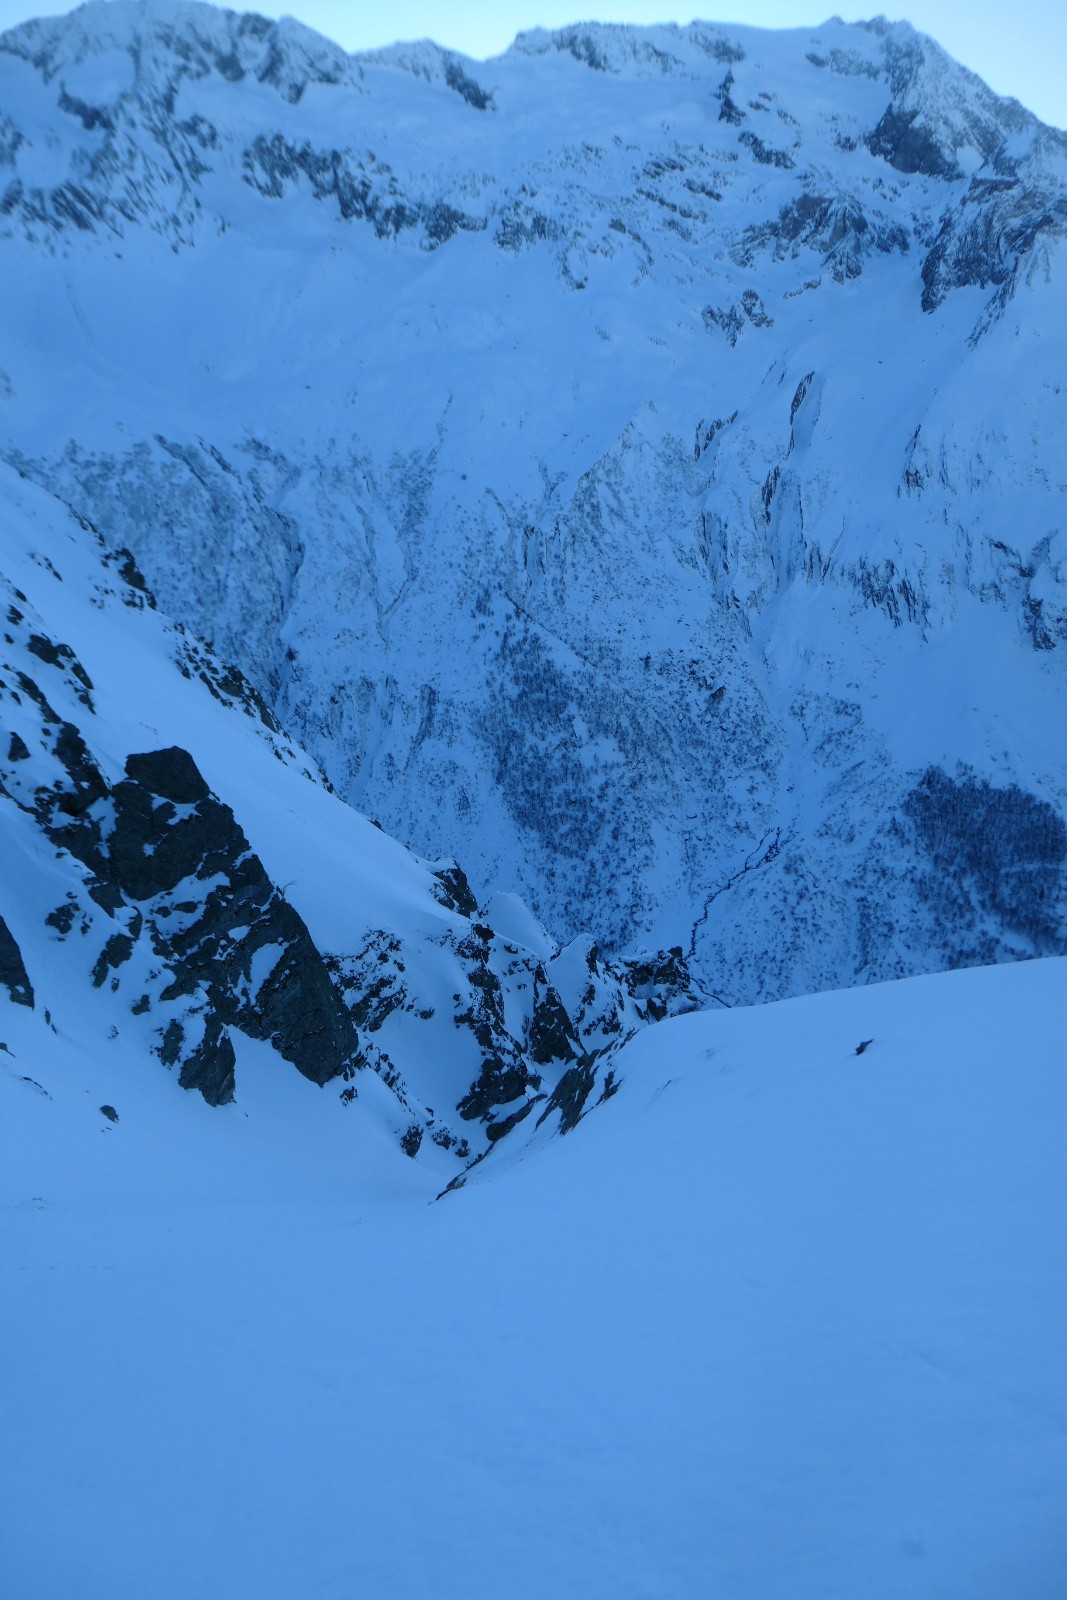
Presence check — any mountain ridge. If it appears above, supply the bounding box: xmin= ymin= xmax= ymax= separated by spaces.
xmin=1 ymin=14 xmax=1065 ymax=1586
xmin=0 ymin=1 xmax=1064 ymax=1008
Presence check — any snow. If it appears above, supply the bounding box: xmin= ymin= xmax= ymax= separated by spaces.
xmin=0 ymin=10 xmax=1065 ymax=1589
xmin=481 ymin=889 xmax=553 ymax=957
xmin=0 ymin=463 xmax=456 ymax=959
xmin=0 ymin=4 xmax=1062 ymax=994
xmin=2 ymin=955 xmax=1065 ymax=1598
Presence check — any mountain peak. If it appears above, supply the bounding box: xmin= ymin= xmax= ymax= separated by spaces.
xmin=0 ymin=0 xmax=1063 ymax=1006
xmin=0 ymin=0 xmax=356 ymax=105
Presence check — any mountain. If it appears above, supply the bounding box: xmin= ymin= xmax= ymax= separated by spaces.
xmin=0 ymin=2 xmax=1064 ymax=1004
xmin=0 ymin=461 xmax=705 ymax=1165
xmin=0 ymin=3 xmax=1062 ymax=998
xmin=0 ymin=0 xmax=1064 ymax=1164
xmin=2 ymin=9 xmax=1066 ymax=1593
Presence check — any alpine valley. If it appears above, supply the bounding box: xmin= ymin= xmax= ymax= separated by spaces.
xmin=0 ymin=5 xmax=1065 ymax=1597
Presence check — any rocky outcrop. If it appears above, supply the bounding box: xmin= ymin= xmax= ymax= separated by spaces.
xmin=921 ymin=158 xmax=1067 ymax=318
xmin=1 ymin=540 xmax=701 ymax=1161
xmin=736 ymin=192 xmax=910 ymax=281
xmin=0 ymin=578 xmax=363 ymax=1103
xmin=0 ymin=914 xmax=33 ymax=1007
xmin=110 ymin=747 xmax=361 ymax=1094
xmin=21 ymin=729 xmax=362 ymax=1103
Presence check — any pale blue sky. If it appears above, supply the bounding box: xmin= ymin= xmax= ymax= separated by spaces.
xmin=0 ymin=0 xmax=1063 ymax=128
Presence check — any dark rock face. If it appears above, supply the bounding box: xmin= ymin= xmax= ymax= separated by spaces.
xmin=1 ymin=587 xmax=690 ymax=1157
xmin=90 ymin=931 xmax=135 ymax=989
xmin=26 ymin=634 xmax=95 ymax=709
xmin=241 ymin=133 xmax=486 ymax=250
xmin=174 ymin=637 xmax=282 ymax=734
xmin=528 ymin=979 xmax=580 ymax=1065
xmin=920 ymin=168 xmax=1067 ymax=315
xmin=35 ymin=721 xmax=114 ymax=905
xmin=536 ymin=1058 xmax=597 ymax=1135
xmin=177 ymin=1019 xmax=237 ymax=1103
xmin=703 ymin=290 xmax=773 ymax=345
xmin=103 ymin=747 xmax=361 ymax=1097
xmin=736 ymin=192 xmax=909 ymax=281
xmin=123 ymin=746 xmax=209 ymax=805
xmin=868 ymin=106 xmax=959 ymax=179
xmin=454 ymin=927 xmax=542 ymax=1127
xmin=0 ymin=914 xmax=34 ymax=1007
xmin=554 ymin=27 xmax=611 ymax=73
xmin=442 ymin=56 xmax=493 ymax=112
xmin=327 ymin=908 xmax=687 ymax=1151
xmin=621 ymin=946 xmax=702 ymax=1023
xmin=400 ymin=1122 xmax=423 ymax=1157
xmin=2 ymin=678 xmax=362 ymax=1102
xmin=717 ymin=70 xmax=745 ymax=126
xmin=431 ymin=861 xmax=479 ymax=919
xmin=738 ymin=130 xmax=794 ymax=169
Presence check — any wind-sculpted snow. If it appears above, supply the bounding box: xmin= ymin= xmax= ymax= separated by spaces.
xmin=0 ymin=2 xmax=1065 ymax=1000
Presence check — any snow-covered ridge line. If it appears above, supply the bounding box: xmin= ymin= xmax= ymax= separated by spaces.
xmin=0 ymin=1 xmax=1064 ymax=1001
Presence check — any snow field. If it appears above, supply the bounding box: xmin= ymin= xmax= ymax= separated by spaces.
xmin=2 ymin=955 xmax=1064 ymax=1599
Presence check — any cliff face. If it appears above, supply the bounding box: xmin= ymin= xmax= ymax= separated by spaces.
xmin=0 ymin=3 xmax=1064 ymax=1000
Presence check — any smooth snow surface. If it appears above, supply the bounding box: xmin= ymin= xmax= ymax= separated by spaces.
xmin=3 ymin=956 xmax=1065 ymax=1598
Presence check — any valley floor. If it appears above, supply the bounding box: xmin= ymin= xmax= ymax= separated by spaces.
xmin=2 ymin=957 xmax=1065 ymax=1599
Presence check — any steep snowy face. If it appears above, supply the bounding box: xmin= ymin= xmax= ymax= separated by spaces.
xmin=0 ymin=468 xmax=699 ymax=1162
xmin=0 ymin=4 xmax=1064 ymax=999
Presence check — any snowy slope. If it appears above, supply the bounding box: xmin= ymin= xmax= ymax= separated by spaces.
xmin=0 ymin=3 xmax=1064 ymax=1002
xmin=1 ymin=15 xmax=1064 ymax=1591
xmin=0 ymin=463 xmax=700 ymax=1162
xmin=2 ymin=954 xmax=1064 ymax=1598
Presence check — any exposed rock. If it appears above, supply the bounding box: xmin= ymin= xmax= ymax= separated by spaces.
xmin=107 ymin=747 xmax=361 ymax=1091
xmin=868 ymin=105 xmax=959 ymax=179
xmin=455 ymin=927 xmax=540 ymax=1123
xmin=528 ymin=977 xmax=581 ymax=1065
xmin=91 ymin=932 xmax=135 ymax=989
xmin=26 ymin=633 xmax=94 ymax=709
xmin=432 ymin=861 xmax=479 ymax=919
xmin=737 ymin=192 xmax=909 ymax=280
xmin=400 ymin=1122 xmax=423 ymax=1157
xmin=738 ymin=130 xmax=794 ymax=169
xmin=0 ymin=914 xmax=34 ymax=1007
xmin=921 ymin=171 xmax=1067 ymax=317
xmin=536 ymin=1057 xmax=597 ymax=1134
xmin=621 ymin=946 xmax=702 ymax=1023
xmin=442 ymin=56 xmax=493 ymax=112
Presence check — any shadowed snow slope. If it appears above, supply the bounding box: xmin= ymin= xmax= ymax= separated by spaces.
xmin=0 ymin=3 xmax=1064 ymax=999
xmin=1 ymin=954 xmax=1065 ymax=1598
